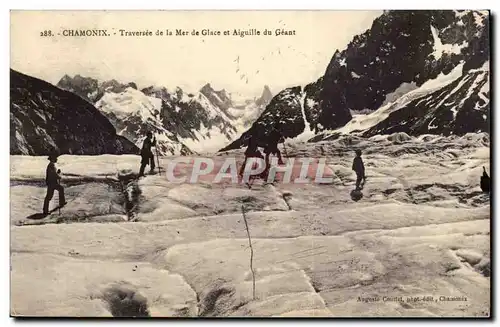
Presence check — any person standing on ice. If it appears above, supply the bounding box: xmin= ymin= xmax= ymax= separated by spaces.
xmin=352 ymin=149 xmax=366 ymax=190
xmin=239 ymin=134 xmax=264 ymax=177
xmin=43 ymin=154 xmax=66 ymax=214
xmin=264 ymin=124 xmax=285 ymax=168
xmin=480 ymin=166 xmax=490 ymax=193
xmin=139 ymin=131 xmax=156 ymax=177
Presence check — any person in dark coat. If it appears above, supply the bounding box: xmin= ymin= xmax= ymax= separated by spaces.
xmin=239 ymin=134 xmax=264 ymax=176
xmin=264 ymin=125 xmax=285 ymax=167
xmin=480 ymin=166 xmax=490 ymax=193
xmin=139 ymin=132 xmax=156 ymax=176
xmin=43 ymin=154 xmax=66 ymax=214
xmin=352 ymin=149 xmax=366 ymax=190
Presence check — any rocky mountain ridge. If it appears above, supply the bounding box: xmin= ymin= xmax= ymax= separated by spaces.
xmin=10 ymin=69 xmax=139 ymax=156
xmin=221 ymin=10 xmax=490 ymax=152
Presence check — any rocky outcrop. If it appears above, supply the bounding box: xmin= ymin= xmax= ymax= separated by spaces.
xmin=220 ymin=10 xmax=490 ymax=152
xmin=10 ymin=69 xmax=139 ymax=155
xmin=255 ymin=85 xmax=273 ymax=107
xmin=319 ymin=10 xmax=489 ymax=130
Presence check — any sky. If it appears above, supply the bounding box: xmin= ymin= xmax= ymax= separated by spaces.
xmin=10 ymin=10 xmax=381 ymax=98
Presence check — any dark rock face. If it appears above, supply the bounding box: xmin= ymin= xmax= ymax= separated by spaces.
xmin=303 ymin=78 xmax=324 ymax=132
xmin=142 ymin=87 xmax=238 ymax=142
xmin=57 ymin=74 xmax=101 ymax=103
xmin=319 ymin=10 xmax=489 ymax=130
xmin=10 ymin=69 xmax=139 ymax=155
xmin=57 ymin=75 xmax=137 ymax=103
xmin=220 ymin=10 xmax=489 ymax=152
xmin=363 ymin=65 xmax=489 ymax=137
xmin=255 ymin=85 xmax=273 ymax=107
xmin=253 ymin=86 xmax=306 ymax=138
xmin=220 ymin=86 xmax=307 ymax=151
xmin=200 ymin=83 xmax=234 ymax=118
xmin=220 ymin=78 xmax=329 ymax=152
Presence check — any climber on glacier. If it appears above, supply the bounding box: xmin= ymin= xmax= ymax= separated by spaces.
xmin=138 ymin=131 xmax=156 ymax=177
xmin=43 ymin=153 xmax=66 ymax=214
xmin=352 ymin=149 xmax=366 ymax=190
xmin=480 ymin=166 xmax=490 ymax=193
xmin=239 ymin=133 xmax=264 ymax=177
xmin=264 ymin=124 xmax=285 ymax=169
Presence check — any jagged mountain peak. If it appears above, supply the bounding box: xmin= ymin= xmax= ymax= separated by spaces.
xmin=319 ymin=10 xmax=489 ymax=130
xmin=261 ymin=85 xmax=272 ymax=97
xmin=101 ymin=78 xmax=136 ymax=92
xmin=200 ymin=83 xmax=229 ymax=96
xmin=87 ymin=77 xmax=240 ymax=155
xmin=200 ymin=83 xmax=214 ymax=92
xmin=199 ymin=82 xmax=234 ymax=116
xmin=220 ymin=10 xmax=489 ymax=152
xmin=60 ymin=73 xmax=71 ymax=80
xmin=141 ymin=85 xmax=173 ymax=100
xmin=57 ymin=73 xmax=98 ymax=84
xmin=56 ymin=74 xmax=134 ymax=103
xmin=56 ymin=74 xmax=101 ymax=103
xmin=256 ymin=85 xmax=273 ymax=107
xmin=55 ymin=73 xmax=270 ymax=155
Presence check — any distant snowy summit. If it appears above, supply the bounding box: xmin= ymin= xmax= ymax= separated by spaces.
xmin=228 ymin=85 xmax=274 ymax=129
xmin=57 ymin=75 xmax=272 ymax=155
xmin=57 ymin=74 xmax=137 ymax=104
xmin=222 ymin=10 xmax=490 ymax=152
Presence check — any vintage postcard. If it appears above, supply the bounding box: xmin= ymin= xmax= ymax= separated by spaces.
xmin=10 ymin=10 xmax=490 ymax=318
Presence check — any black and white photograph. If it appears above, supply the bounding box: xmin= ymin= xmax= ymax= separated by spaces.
xmin=9 ymin=9 xmax=491 ymax=318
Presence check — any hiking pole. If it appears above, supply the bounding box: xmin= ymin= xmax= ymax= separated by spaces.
xmin=154 ymin=135 xmax=161 ymax=175
xmin=57 ymin=170 xmax=62 ymax=215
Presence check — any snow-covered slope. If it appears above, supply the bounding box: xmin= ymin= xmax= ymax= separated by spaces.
xmin=10 ymin=132 xmax=490 ymax=317
xmin=312 ymin=59 xmax=489 ymax=141
xmin=59 ymin=76 xmax=270 ymax=155
xmin=173 ymin=91 xmax=239 ymax=154
xmin=312 ymin=62 xmax=467 ymax=140
xmin=363 ymin=61 xmax=489 ymax=137
xmin=228 ymin=85 xmax=274 ymax=131
xmin=96 ymin=87 xmax=192 ymax=156
xmin=221 ymin=10 xmax=490 ymax=152
xmin=200 ymin=83 xmax=234 ymax=119
xmin=319 ymin=10 xmax=489 ymax=129
xmin=97 ymin=87 xmax=162 ymax=122
xmin=220 ymin=82 xmax=322 ymax=152
xmin=293 ymin=90 xmax=315 ymax=143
